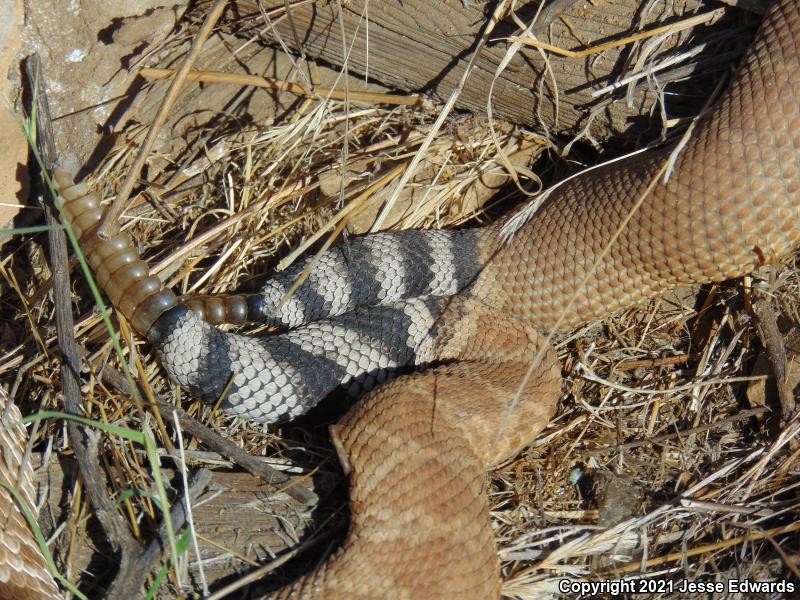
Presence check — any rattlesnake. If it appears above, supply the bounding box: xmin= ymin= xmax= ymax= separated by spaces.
xmin=7 ymin=0 xmax=798 ymax=598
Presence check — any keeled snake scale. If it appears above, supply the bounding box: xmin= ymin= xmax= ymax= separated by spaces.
xmin=3 ymin=0 xmax=799 ymax=598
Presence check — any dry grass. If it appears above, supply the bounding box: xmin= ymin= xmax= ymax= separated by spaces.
xmin=1 ymin=1 xmax=798 ymax=598
xmin=496 ymin=273 xmax=800 ymax=598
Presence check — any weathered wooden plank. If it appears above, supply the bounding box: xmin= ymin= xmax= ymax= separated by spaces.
xmin=233 ymin=0 xmax=716 ymax=139
xmin=34 ymin=456 xmax=322 ymax=587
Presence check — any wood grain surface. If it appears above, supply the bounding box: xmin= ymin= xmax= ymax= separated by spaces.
xmin=33 ymin=455 xmax=323 ymax=587
xmin=232 ymin=0 xmax=718 ymax=138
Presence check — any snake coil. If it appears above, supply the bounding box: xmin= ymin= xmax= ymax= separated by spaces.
xmin=41 ymin=1 xmax=800 ymax=597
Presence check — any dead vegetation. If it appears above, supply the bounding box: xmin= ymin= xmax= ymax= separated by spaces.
xmin=1 ymin=0 xmax=798 ymax=598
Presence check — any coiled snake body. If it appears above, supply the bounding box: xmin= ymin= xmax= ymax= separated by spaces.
xmin=42 ymin=0 xmax=800 ymax=597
